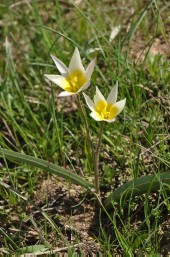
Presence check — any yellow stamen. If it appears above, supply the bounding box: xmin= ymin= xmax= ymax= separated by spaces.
xmin=61 ymin=69 xmax=87 ymax=93
xmin=95 ymin=100 xmax=118 ymax=120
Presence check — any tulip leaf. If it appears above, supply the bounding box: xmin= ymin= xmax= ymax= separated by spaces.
xmin=0 ymin=148 xmax=94 ymax=189
xmin=104 ymin=173 xmax=170 ymax=210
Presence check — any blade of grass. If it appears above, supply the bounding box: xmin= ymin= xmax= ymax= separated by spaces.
xmin=121 ymin=0 xmax=155 ymax=49
xmin=0 ymin=227 xmax=20 ymax=251
xmin=0 ymin=181 xmax=27 ymax=200
xmin=0 ymin=148 xmax=94 ymax=189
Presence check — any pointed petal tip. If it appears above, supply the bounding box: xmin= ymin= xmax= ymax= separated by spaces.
xmin=73 ymin=46 xmax=80 ymax=55
xmin=94 ymin=86 xmax=106 ymax=103
xmin=49 ymin=54 xmax=68 ymax=75
xmin=107 ymin=83 xmax=119 ymax=104
xmin=83 ymin=93 xmax=95 ymax=111
xmin=69 ymin=46 xmax=84 ymax=73
xmin=90 ymin=56 xmax=96 ymax=63
xmin=113 ymin=98 xmax=126 ymax=116
xmin=50 ymin=54 xmax=58 ymax=63
xmin=118 ymin=98 xmax=126 ymax=107
xmin=93 ymin=56 xmax=97 ymax=62
xmin=75 ymin=46 xmax=79 ymax=52
xmin=95 ymin=86 xmax=99 ymax=92
xmin=85 ymin=57 xmax=96 ymax=79
xmin=114 ymin=81 xmax=118 ymax=89
xmin=50 ymin=54 xmax=55 ymax=59
xmin=44 ymin=74 xmax=51 ymax=79
xmin=122 ymin=98 xmax=126 ymax=104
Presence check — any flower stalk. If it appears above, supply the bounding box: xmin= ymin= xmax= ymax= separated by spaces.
xmin=76 ymin=94 xmax=93 ymax=151
xmin=77 ymin=94 xmax=104 ymax=194
xmin=94 ymin=121 xmax=104 ymax=195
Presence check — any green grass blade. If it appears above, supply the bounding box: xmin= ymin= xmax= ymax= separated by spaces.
xmin=0 ymin=181 xmax=27 ymax=200
xmin=0 ymin=148 xmax=93 ymax=189
xmin=0 ymin=227 xmax=20 ymax=251
xmin=104 ymin=173 xmax=170 ymax=210
xmin=121 ymin=0 xmax=154 ymax=49
xmin=19 ymin=244 xmax=49 ymax=254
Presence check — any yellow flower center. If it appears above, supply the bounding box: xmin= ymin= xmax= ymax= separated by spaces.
xmin=95 ymin=100 xmax=118 ymax=120
xmin=62 ymin=69 xmax=87 ymax=93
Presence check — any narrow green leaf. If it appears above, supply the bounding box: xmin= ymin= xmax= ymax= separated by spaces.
xmin=0 ymin=77 xmax=7 ymax=92
xmin=0 ymin=148 xmax=94 ymax=189
xmin=0 ymin=181 xmax=27 ymax=200
xmin=121 ymin=0 xmax=154 ymax=49
xmin=104 ymin=173 xmax=170 ymax=210
xmin=19 ymin=244 xmax=48 ymax=253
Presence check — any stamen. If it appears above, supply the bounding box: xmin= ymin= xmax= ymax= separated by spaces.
xmin=95 ymin=101 xmax=118 ymax=120
xmin=63 ymin=69 xmax=87 ymax=93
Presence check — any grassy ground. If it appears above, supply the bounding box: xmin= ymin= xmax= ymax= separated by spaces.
xmin=0 ymin=0 xmax=170 ymax=255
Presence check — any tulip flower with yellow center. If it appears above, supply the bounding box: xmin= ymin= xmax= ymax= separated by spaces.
xmin=83 ymin=83 xmax=126 ymax=122
xmin=45 ymin=47 xmax=96 ymax=97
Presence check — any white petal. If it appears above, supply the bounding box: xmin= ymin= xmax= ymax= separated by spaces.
xmin=106 ymin=118 xmax=115 ymax=123
xmin=107 ymin=81 xmax=118 ymax=104
xmin=44 ymin=74 xmax=66 ymax=89
xmin=112 ymin=98 xmax=126 ymax=116
xmin=83 ymin=93 xmax=95 ymax=112
xmin=58 ymin=91 xmax=75 ymax=97
xmin=77 ymin=80 xmax=90 ymax=93
xmin=94 ymin=86 xmax=106 ymax=106
xmin=68 ymin=47 xmax=85 ymax=73
xmin=51 ymin=55 xmax=68 ymax=75
xmin=85 ymin=57 xmax=96 ymax=80
xmin=90 ymin=112 xmax=103 ymax=121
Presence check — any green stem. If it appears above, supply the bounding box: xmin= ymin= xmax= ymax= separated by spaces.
xmin=77 ymin=94 xmax=94 ymax=153
xmin=94 ymin=121 xmax=104 ymax=195
xmin=77 ymin=94 xmax=104 ymax=195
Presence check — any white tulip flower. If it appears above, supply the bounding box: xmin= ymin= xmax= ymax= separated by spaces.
xmin=45 ymin=47 xmax=96 ymax=97
xmin=83 ymin=83 xmax=126 ymax=123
